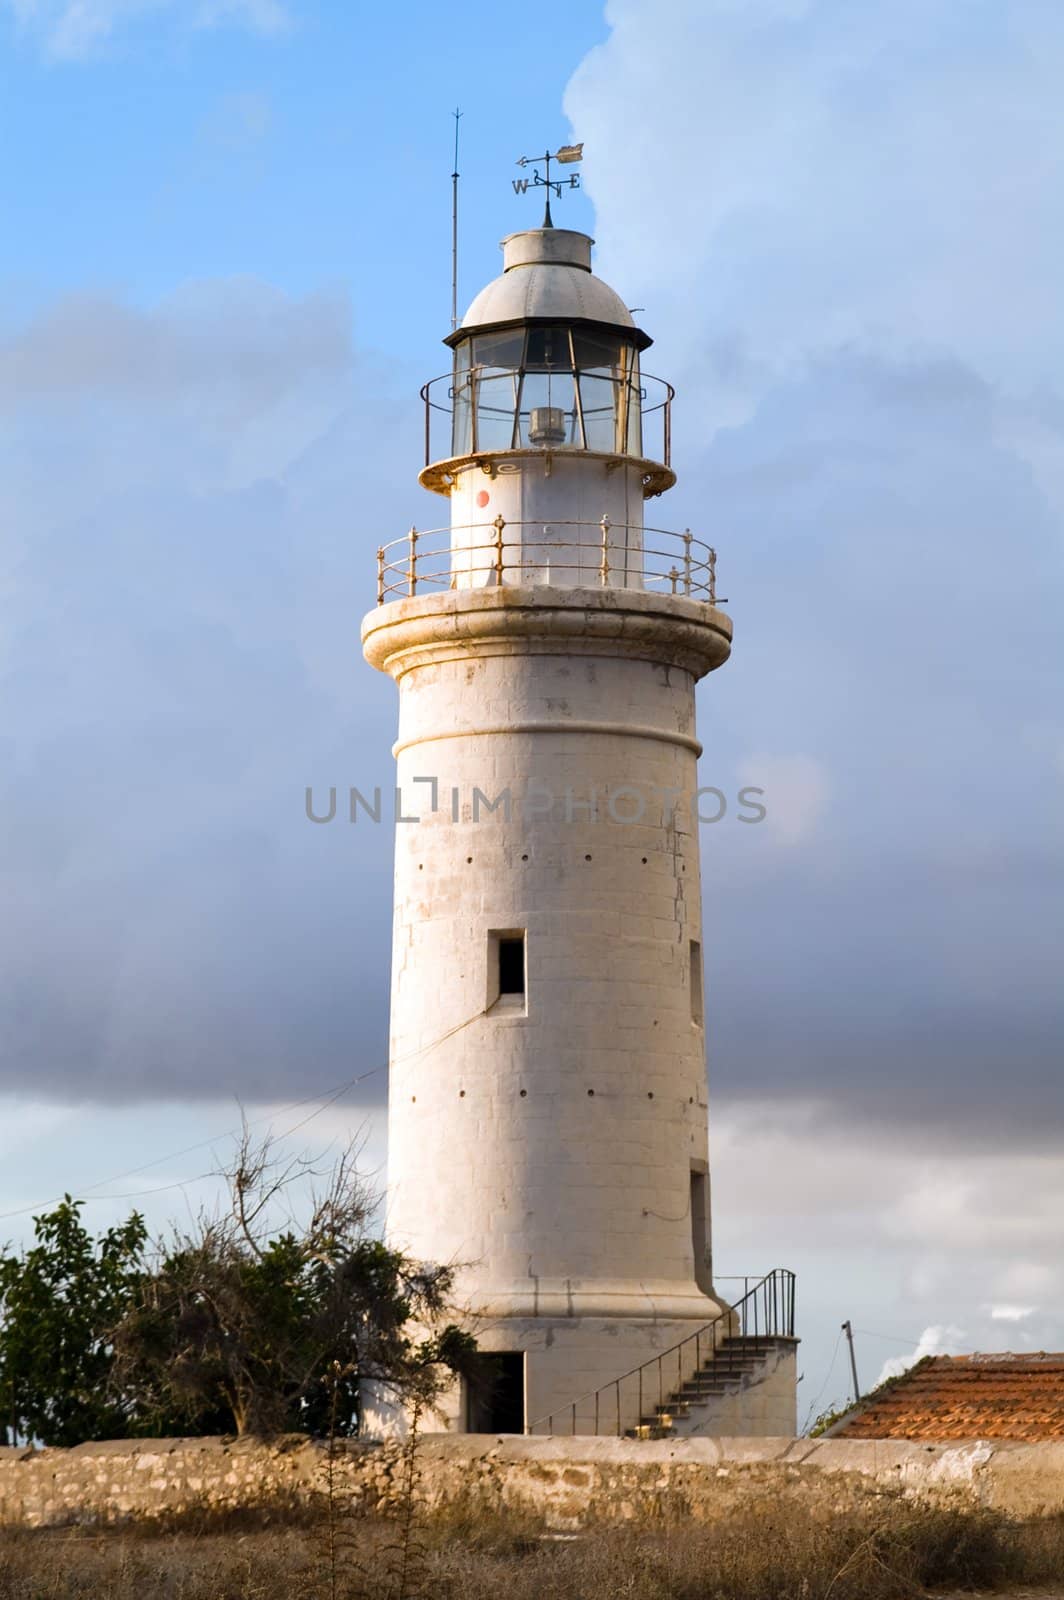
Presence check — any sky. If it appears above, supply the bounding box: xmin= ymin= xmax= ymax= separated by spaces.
xmin=2 ymin=0 xmax=1063 ymax=1426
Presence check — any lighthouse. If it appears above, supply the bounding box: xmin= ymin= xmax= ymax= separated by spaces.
xmin=362 ymin=181 xmax=795 ymax=1436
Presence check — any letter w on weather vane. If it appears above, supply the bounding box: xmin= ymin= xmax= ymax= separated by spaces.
xmin=512 ymin=143 xmax=584 ymax=225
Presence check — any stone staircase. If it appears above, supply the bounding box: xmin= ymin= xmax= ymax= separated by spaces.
xmin=524 ymin=1270 xmax=798 ymax=1440
xmin=627 ymin=1334 xmax=798 ymax=1438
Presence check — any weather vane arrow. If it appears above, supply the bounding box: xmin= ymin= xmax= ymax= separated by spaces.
xmin=513 ymin=143 xmax=584 ymax=225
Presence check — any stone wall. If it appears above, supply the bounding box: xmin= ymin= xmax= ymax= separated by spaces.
xmin=2 ymin=1434 xmax=1064 ymax=1531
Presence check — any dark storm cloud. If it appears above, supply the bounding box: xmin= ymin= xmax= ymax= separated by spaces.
xmin=3 ymin=297 xmax=1062 ymax=1136
xmin=1 ymin=283 xmax=406 ymax=1102
xmin=5 ymin=9 xmax=1064 ymax=1146
xmin=563 ymin=0 xmax=1064 ymax=1148
xmin=686 ymin=347 xmax=1064 ymax=1145
xmin=6 ymin=325 xmax=1061 ymax=1137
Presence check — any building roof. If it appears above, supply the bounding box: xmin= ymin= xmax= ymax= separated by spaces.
xmin=454 ymin=227 xmax=646 ymax=345
xmin=832 ymin=1354 xmax=1064 ymax=1441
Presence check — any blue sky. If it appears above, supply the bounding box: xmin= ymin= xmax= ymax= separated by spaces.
xmin=0 ymin=0 xmax=603 ymax=342
xmin=2 ymin=0 xmax=1064 ymax=1425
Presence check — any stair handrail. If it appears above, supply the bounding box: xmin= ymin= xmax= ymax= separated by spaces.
xmin=524 ymin=1266 xmax=796 ymax=1437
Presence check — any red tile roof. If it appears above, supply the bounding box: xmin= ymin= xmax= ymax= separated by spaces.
xmin=832 ymin=1354 xmax=1064 ymax=1441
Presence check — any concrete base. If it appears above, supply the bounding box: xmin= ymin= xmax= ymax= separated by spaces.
xmin=479 ymin=1312 xmax=731 ymax=1436
xmin=667 ymin=1341 xmax=798 ymax=1438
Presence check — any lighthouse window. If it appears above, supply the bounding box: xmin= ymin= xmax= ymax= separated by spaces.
xmin=447 ymin=326 xmax=647 ymax=459
xmin=572 ymin=330 xmax=623 ymax=369
xmin=690 ymin=1165 xmax=713 ymax=1293
xmin=471 ymin=330 xmax=524 ymax=369
xmin=451 ymin=367 xmax=474 ymax=456
xmin=476 ymin=370 xmax=521 ymax=451
xmin=690 ymin=939 xmax=704 ymax=1025
xmin=575 ymin=335 xmax=642 ymax=456
xmin=516 ymin=371 xmax=578 ymax=448
xmin=578 ymin=370 xmax=620 ymax=452
xmin=499 ymin=935 xmax=526 ymax=996
xmin=524 ymin=326 xmax=566 ymax=369
xmin=487 ymin=929 xmax=527 ymax=1012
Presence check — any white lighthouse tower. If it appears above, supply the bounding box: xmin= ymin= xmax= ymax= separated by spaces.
xmin=362 ymin=176 xmax=795 ymax=1437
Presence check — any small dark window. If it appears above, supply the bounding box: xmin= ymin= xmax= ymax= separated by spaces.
xmin=690 ymin=939 xmax=704 ymax=1025
xmin=499 ymin=936 xmax=525 ymax=996
xmin=466 ymin=1351 xmax=525 ymax=1434
xmin=690 ymin=1168 xmax=713 ymax=1294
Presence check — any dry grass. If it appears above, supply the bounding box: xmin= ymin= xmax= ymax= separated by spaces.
xmin=1 ymin=1499 xmax=1063 ymax=1599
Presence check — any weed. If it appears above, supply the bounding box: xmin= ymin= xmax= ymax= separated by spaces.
xmin=2 ymin=1492 xmax=1063 ymax=1599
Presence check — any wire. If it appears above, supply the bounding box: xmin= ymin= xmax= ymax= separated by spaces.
xmin=0 ymin=999 xmax=491 ymax=1225
xmin=853 ymin=1326 xmax=978 ymax=1356
xmin=800 ymin=1328 xmax=844 ymax=1435
xmin=72 ymin=1175 xmax=216 ymax=1203
xmin=76 ymin=1073 xmax=382 ymax=1205
xmin=0 ymin=1066 xmax=384 ymax=1223
xmin=852 ymin=1327 xmax=924 ymax=1346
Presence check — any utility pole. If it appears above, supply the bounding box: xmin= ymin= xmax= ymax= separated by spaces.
xmin=842 ymin=1320 xmax=861 ymax=1405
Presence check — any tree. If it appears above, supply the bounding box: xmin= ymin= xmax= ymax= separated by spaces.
xmin=0 ymin=1198 xmax=147 ymax=1446
xmin=111 ymin=1127 xmax=478 ymax=1437
xmin=0 ymin=1133 xmax=479 ymax=1445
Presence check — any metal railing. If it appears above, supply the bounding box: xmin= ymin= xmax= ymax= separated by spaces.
xmin=374 ymin=519 xmax=719 ymax=605
xmin=524 ymin=1268 xmax=796 ymax=1437
xmin=420 ymin=367 xmax=674 ymax=469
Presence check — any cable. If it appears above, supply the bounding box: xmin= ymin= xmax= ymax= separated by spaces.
xmin=0 ymin=1067 xmax=384 ymax=1223
xmin=76 ymin=1073 xmax=384 ymax=1206
xmin=852 ymin=1327 xmax=923 ymax=1347
xmin=853 ymin=1326 xmax=978 ymax=1356
xmin=0 ymin=999 xmax=491 ymax=1224
xmin=71 ymin=1174 xmax=216 ymax=1203
xmin=800 ymin=1328 xmax=844 ymax=1435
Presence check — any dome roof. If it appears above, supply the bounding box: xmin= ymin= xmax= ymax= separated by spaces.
xmin=451 ymin=228 xmax=650 ymax=349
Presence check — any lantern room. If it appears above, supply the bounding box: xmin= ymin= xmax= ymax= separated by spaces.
xmin=374 ymin=223 xmax=719 ymax=604
xmin=447 ymin=323 xmax=646 ymax=457
xmin=419 ymin=227 xmax=674 ymax=498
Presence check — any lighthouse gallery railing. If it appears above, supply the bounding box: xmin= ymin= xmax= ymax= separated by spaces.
xmin=421 ymin=366 xmax=673 ymax=466
xmin=375 ymin=519 xmax=720 ymax=605
xmin=524 ymin=1267 xmax=796 ymax=1437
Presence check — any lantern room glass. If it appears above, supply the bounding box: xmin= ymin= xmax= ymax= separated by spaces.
xmin=450 ymin=325 xmax=643 ymax=458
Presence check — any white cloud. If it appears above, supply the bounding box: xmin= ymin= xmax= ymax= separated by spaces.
xmin=710 ymin=1100 xmax=1064 ymax=1421
xmin=195 ymin=0 xmax=287 ymax=34
xmin=4 ymin=0 xmax=290 ymax=58
xmin=874 ymin=1324 xmax=966 ymax=1388
xmin=567 ymin=0 xmax=1064 ymax=405
xmin=737 ymin=752 xmax=828 ymax=845
xmin=994 ymin=1262 xmax=1059 ymax=1301
xmin=990 ymin=1304 xmax=1037 ymax=1323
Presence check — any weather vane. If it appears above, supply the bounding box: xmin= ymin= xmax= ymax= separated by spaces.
xmin=513 ymin=143 xmax=584 ymax=226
